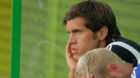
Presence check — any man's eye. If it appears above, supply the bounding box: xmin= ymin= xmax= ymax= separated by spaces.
xmin=77 ymin=30 xmax=82 ymax=33
xmin=72 ymin=30 xmax=83 ymax=34
xmin=77 ymin=31 xmax=81 ymax=33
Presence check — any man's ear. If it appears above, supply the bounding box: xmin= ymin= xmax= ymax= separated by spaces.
xmin=106 ymin=63 xmax=121 ymax=77
xmin=96 ymin=25 xmax=108 ymax=40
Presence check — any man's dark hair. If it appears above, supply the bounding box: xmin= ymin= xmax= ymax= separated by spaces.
xmin=63 ymin=0 xmax=121 ymax=45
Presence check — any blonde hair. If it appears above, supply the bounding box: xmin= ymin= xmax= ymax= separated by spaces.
xmin=75 ymin=48 xmax=126 ymax=78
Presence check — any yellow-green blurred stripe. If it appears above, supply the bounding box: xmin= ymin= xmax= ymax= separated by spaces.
xmin=0 ymin=0 xmax=11 ymax=78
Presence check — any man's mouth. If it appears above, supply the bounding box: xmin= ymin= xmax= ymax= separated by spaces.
xmin=71 ymin=48 xmax=78 ymax=54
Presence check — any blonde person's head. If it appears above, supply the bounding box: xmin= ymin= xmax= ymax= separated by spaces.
xmin=74 ymin=48 xmax=127 ymax=78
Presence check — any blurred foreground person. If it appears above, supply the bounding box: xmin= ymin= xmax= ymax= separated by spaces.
xmin=75 ymin=48 xmax=140 ymax=78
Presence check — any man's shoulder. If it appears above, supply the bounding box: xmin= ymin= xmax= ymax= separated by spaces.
xmin=106 ymin=37 xmax=140 ymax=51
xmin=106 ymin=37 xmax=140 ymax=67
xmin=131 ymin=64 xmax=140 ymax=78
xmin=112 ymin=37 xmax=139 ymax=45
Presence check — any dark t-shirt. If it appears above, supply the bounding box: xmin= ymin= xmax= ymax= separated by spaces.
xmin=106 ymin=37 xmax=140 ymax=67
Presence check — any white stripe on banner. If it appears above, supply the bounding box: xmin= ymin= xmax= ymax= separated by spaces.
xmin=106 ymin=41 xmax=140 ymax=64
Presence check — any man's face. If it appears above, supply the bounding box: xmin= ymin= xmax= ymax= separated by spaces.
xmin=66 ymin=17 xmax=100 ymax=61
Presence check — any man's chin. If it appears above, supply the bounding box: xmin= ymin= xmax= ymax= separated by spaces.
xmin=73 ymin=55 xmax=79 ymax=62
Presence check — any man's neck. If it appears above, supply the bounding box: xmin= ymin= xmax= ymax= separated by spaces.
xmin=98 ymin=40 xmax=106 ymax=48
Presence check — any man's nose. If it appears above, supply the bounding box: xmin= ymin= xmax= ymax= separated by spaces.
xmin=68 ymin=34 xmax=76 ymax=44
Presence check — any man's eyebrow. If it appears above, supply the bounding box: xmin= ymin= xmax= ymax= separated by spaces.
xmin=66 ymin=29 xmax=82 ymax=33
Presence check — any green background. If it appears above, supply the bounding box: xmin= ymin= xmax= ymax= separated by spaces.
xmin=0 ymin=0 xmax=11 ymax=78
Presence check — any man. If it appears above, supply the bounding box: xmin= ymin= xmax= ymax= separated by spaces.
xmin=63 ymin=0 xmax=140 ymax=78
xmin=75 ymin=48 xmax=139 ymax=78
